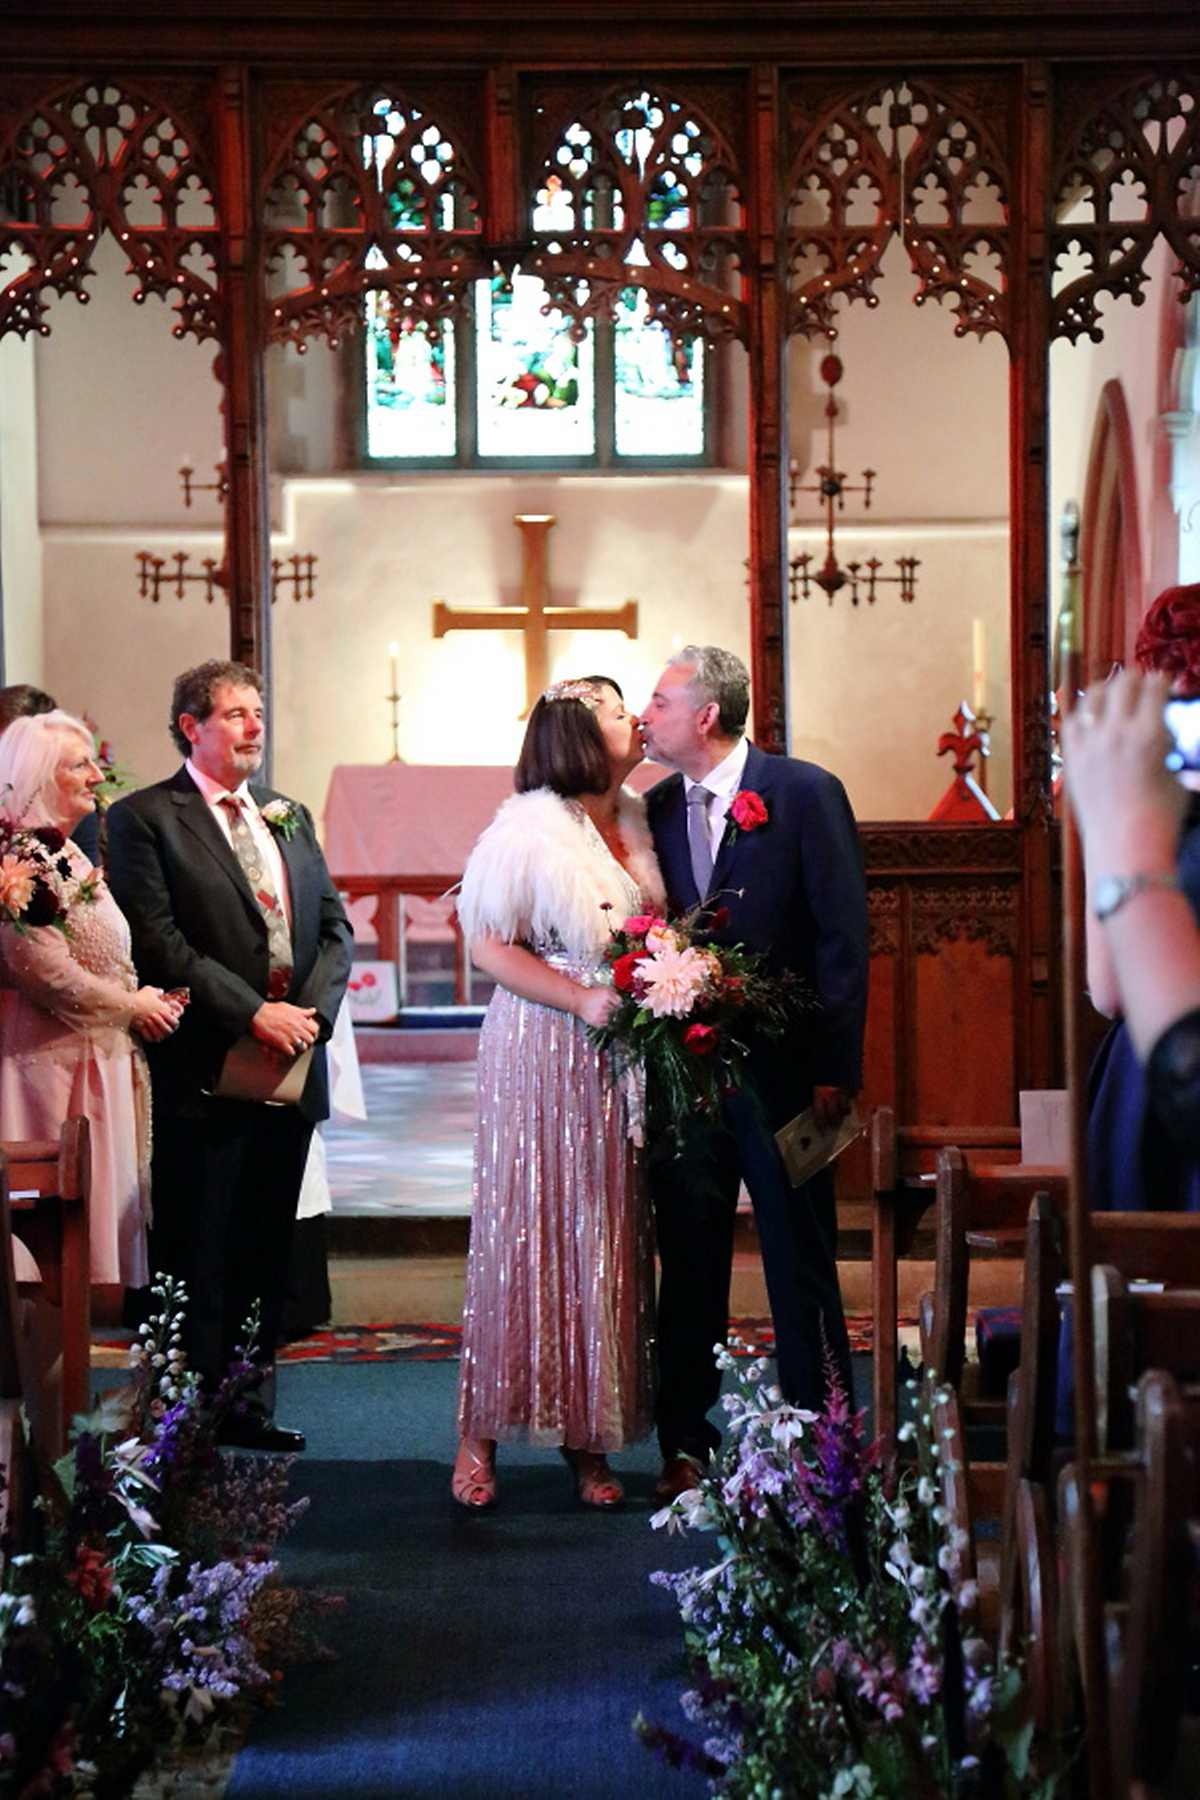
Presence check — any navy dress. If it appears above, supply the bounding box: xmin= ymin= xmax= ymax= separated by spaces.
xmin=1086 ymin=795 xmax=1200 ymax=1215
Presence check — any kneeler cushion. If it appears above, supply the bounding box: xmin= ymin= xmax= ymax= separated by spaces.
xmin=974 ymin=1305 xmax=1022 ymax=1397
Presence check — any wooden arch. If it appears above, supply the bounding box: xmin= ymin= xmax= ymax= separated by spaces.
xmin=1081 ymin=377 xmax=1144 ymax=680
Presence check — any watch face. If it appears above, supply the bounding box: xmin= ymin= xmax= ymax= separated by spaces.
xmin=1093 ymin=876 xmax=1126 ymax=920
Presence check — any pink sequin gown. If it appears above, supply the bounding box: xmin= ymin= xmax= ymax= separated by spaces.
xmin=454 ymin=787 xmax=664 ymax=1452
xmin=0 ymin=846 xmax=151 ymax=1287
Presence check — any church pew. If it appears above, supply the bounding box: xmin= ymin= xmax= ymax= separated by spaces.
xmin=5 ymin=1118 xmax=92 ymax=1459
xmin=997 ymin=1192 xmax=1066 ymax=1735
xmin=868 ymin=1106 xmax=1020 ymax=1458
xmin=917 ymin=1147 xmax=1068 ymax=1414
xmin=0 ymin=1149 xmax=37 ymax=1555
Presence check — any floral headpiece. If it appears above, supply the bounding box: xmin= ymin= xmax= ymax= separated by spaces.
xmin=542 ymin=678 xmax=603 ymax=710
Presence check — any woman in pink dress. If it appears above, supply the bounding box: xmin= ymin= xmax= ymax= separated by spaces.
xmin=452 ymin=677 xmax=666 ymax=1510
xmin=0 ymin=711 xmax=183 ymax=1294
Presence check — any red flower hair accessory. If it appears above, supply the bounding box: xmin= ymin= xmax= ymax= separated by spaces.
xmin=1134 ymin=583 xmax=1200 ymax=696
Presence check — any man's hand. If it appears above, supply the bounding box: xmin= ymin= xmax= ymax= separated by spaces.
xmin=251 ymin=1000 xmax=319 ymax=1057
xmin=812 ymin=1085 xmax=855 ymax=1131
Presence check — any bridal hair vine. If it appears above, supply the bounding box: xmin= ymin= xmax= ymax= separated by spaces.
xmin=542 ymin=678 xmax=603 ymax=708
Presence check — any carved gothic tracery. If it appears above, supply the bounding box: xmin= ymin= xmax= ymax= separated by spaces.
xmin=0 ymin=80 xmax=218 ymax=342
xmin=522 ymin=80 xmax=748 ymax=350
xmin=1052 ymin=71 xmax=1200 ymax=343
xmin=263 ymin=85 xmax=488 ymax=348
xmin=783 ymin=77 xmax=1010 ymax=342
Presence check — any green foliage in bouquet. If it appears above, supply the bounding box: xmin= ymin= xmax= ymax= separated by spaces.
xmin=588 ymin=905 xmax=806 ymax=1154
xmin=638 ymin=1346 xmax=1061 ymax=1800
xmin=0 ymin=1279 xmax=336 ymax=1800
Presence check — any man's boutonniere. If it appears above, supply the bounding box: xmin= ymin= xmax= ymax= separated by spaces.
xmin=260 ymin=798 xmax=302 ymax=840
xmin=723 ymin=789 xmax=768 ymax=847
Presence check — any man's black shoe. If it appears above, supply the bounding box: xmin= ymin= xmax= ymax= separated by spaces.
xmin=216 ymin=1415 xmax=306 ymax=1453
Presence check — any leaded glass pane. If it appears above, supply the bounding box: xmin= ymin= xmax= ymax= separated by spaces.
xmin=364 ymin=286 xmax=455 ymax=459
xmin=613 ymin=288 xmax=703 ymax=457
xmin=476 ymin=272 xmax=594 ymax=459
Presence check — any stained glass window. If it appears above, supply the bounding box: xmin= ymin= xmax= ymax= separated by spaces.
xmin=363 ymin=278 xmax=706 ymax=465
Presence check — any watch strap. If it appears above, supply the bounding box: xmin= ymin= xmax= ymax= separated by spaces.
xmin=1092 ymin=870 xmax=1181 ymax=922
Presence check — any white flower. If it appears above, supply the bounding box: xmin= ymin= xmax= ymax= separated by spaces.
xmin=639 ymin=944 xmax=715 ymax=1017
xmin=645 ymin=922 xmax=682 ymax=953
xmin=260 ymin=798 xmax=301 ymax=839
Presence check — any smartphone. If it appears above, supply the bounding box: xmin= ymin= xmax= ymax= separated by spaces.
xmin=1164 ymin=696 xmax=1200 ymax=773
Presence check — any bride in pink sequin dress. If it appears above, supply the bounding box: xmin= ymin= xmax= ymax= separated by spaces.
xmin=452 ymin=677 xmax=666 ymax=1510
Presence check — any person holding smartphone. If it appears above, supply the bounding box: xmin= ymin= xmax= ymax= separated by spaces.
xmin=1073 ymin=584 xmax=1200 ymax=1201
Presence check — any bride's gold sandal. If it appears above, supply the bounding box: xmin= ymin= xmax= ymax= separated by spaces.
xmin=561 ymin=1446 xmax=624 ymax=1509
xmin=452 ymin=1437 xmax=497 ymax=1509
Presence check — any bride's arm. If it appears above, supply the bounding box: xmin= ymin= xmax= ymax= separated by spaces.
xmin=470 ymin=933 xmax=616 ymax=1029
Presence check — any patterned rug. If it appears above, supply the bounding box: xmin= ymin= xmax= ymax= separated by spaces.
xmin=275 ymin=1315 xmax=881 ymax=1363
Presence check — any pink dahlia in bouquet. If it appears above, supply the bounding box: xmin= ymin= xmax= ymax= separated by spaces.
xmin=590 ymin=905 xmax=805 ymax=1153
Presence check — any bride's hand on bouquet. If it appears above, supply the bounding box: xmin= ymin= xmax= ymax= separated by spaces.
xmin=574 ymin=984 xmax=619 ymax=1030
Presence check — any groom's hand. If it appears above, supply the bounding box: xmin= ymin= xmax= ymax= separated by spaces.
xmin=812 ymin=1085 xmax=854 ymax=1130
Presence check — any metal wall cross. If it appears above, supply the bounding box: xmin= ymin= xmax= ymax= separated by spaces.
xmin=431 ymin=513 xmax=639 ymax=717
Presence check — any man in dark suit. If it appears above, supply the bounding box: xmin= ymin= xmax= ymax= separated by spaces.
xmin=638 ymin=645 xmax=868 ymax=1501
xmin=106 ymin=659 xmax=352 ymax=1451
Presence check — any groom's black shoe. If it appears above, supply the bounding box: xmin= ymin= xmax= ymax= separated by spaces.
xmin=217 ymin=1414 xmax=306 ymax=1453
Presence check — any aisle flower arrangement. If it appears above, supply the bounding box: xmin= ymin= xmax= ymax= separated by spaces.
xmin=639 ymin=1346 xmax=1053 ymax=1799
xmin=589 ymin=906 xmax=804 ymax=1152
xmin=0 ymin=1280 xmax=333 ymax=1800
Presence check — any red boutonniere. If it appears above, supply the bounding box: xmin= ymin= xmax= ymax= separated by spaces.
xmin=723 ymin=790 xmax=768 ymax=846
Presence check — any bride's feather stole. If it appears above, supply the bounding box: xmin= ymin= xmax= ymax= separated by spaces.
xmin=456 ymin=786 xmax=665 ymax=963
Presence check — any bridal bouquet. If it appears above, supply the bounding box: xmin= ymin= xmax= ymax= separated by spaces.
xmin=0 ymin=820 xmax=93 ymax=932
xmin=589 ymin=905 xmax=803 ymax=1153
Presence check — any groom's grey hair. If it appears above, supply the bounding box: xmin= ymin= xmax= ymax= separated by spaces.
xmin=668 ymin=645 xmax=750 ymax=739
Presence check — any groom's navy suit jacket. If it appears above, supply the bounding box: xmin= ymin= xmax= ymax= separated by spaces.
xmin=645 ymin=741 xmax=867 ymax=1129
xmin=106 ymin=767 xmax=352 ymax=1123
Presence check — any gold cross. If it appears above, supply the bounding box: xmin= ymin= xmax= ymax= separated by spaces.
xmin=432 ymin=513 xmax=639 ymax=717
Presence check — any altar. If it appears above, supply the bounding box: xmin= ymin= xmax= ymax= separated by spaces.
xmin=322 ymin=761 xmax=666 ymax=1005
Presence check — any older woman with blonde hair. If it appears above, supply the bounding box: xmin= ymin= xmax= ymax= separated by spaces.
xmin=0 ymin=710 xmax=183 ymax=1294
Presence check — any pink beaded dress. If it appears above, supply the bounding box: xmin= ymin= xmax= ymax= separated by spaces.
xmin=455 ymin=785 xmax=666 ymax=1452
xmin=0 ymin=843 xmax=151 ymax=1287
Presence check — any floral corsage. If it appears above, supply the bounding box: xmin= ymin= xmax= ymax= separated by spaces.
xmin=0 ymin=822 xmax=92 ymax=932
xmin=722 ymin=788 xmax=768 ymax=847
xmin=260 ymin=798 xmax=302 ymax=839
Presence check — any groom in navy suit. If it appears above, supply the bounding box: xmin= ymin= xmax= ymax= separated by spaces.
xmin=638 ymin=645 xmax=868 ymax=1500
xmin=106 ymin=660 xmax=352 ymax=1450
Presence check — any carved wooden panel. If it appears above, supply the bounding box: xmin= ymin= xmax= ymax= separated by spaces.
xmin=1051 ymin=68 xmax=1200 ymax=343
xmin=782 ymin=73 xmax=1011 ymax=342
xmin=519 ymin=76 xmax=749 ymax=348
xmin=262 ymin=80 xmax=489 ymax=348
xmin=0 ymin=76 xmax=219 ymax=342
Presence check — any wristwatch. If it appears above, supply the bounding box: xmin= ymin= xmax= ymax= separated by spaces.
xmin=1091 ymin=870 xmax=1181 ymax=922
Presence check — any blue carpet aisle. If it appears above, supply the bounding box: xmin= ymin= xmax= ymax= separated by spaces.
xmin=226 ymin=1358 xmax=712 ymax=1800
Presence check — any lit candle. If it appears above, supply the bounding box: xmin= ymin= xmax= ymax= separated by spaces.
xmin=388 ymin=641 xmax=398 ymax=697
xmin=972 ymin=618 xmax=986 ymax=714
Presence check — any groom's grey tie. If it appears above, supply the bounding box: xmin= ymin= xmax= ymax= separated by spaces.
xmin=687 ymin=784 xmax=714 ymax=897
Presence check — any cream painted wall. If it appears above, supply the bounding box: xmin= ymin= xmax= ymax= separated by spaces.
xmin=0 ymin=333 xmax=44 ymax=683
xmin=268 ymin=471 xmax=750 ymax=809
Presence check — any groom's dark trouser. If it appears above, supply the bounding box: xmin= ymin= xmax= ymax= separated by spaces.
xmin=652 ymin=1086 xmax=853 ymax=1464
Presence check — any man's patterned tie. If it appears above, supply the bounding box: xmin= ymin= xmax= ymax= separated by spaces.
xmin=219 ymin=795 xmax=293 ymax=999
